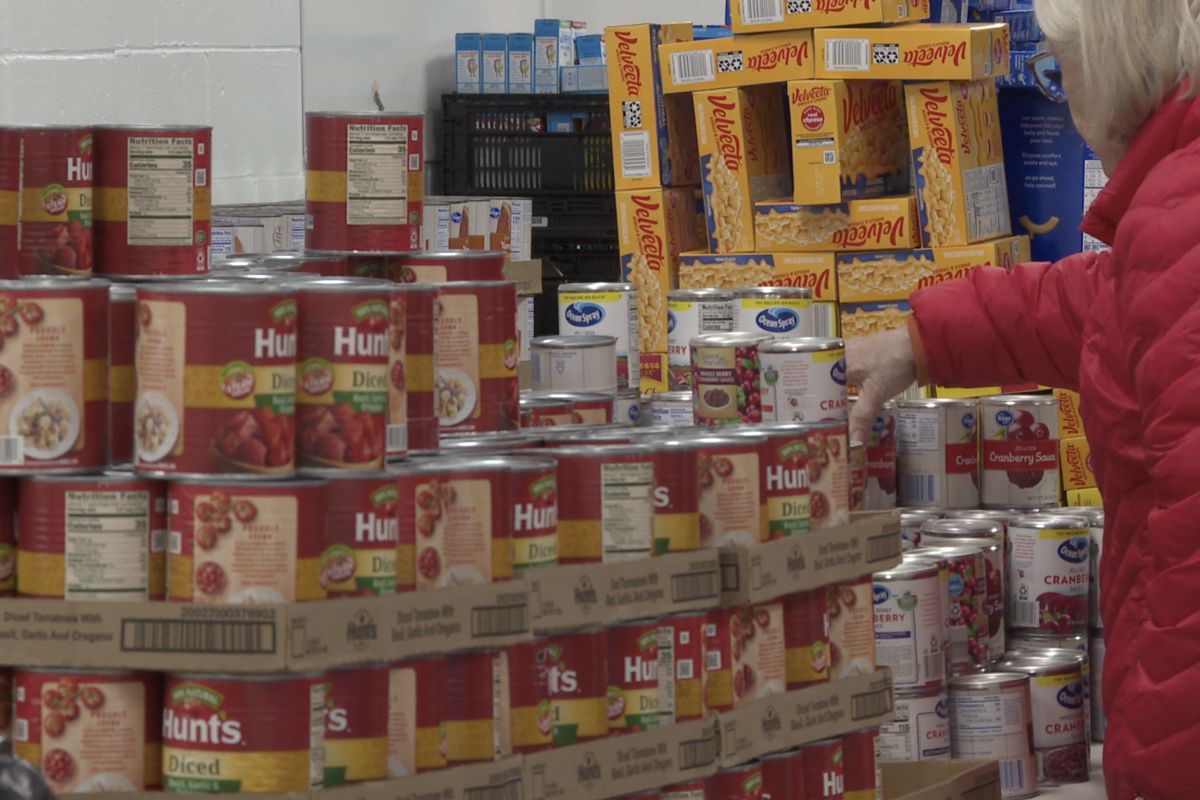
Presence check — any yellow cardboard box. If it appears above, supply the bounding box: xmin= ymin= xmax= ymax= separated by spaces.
xmin=605 ymin=23 xmax=700 ymax=191
xmin=694 ymin=86 xmax=791 ymax=254
xmin=815 ymin=23 xmax=1010 ymax=81
xmin=660 ymin=31 xmax=815 ymax=94
xmin=1055 ymin=388 xmax=1086 ymax=439
xmin=640 ymin=353 xmax=670 ymax=394
xmin=788 ymin=80 xmax=909 ymax=204
xmin=755 ymin=195 xmax=920 ymax=253
xmin=840 ymin=301 xmax=911 ymax=340
xmin=906 ymin=79 xmax=1011 ymax=247
xmin=617 ymin=187 xmax=708 ymax=355
xmin=1060 ymin=436 xmax=1097 ymax=491
xmin=729 ymin=0 xmax=928 ymax=34
xmin=1066 ymin=487 xmax=1103 ymax=507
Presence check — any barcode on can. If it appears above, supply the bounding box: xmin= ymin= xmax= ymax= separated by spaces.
xmin=706 ymin=651 xmax=722 ymax=671
xmin=387 ymin=424 xmax=407 ymax=453
xmin=121 ymin=619 xmax=277 ymax=653
xmin=470 ymin=603 xmax=528 ymax=637
xmin=194 ymin=168 xmax=207 ymax=187
xmin=740 ymin=0 xmax=784 ymax=23
xmin=672 ymin=569 xmax=721 ymax=602
xmin=620 ymin=132 xmax=652 ymax=179
xmin=0 ymin=436 xmax=22 ymax=465
xmin=851 ymin=687 xmax=893 ymax=720
xmin=825 ymin=39 xmax=870 ymax=72
xmin=678 ymin=732 xmax=720 ymax=770
xmin=1012 ymin=599 xmax=1040 ymax=628
xmin=670 ymin=51 xmax=717 ymax=85
xmin=903 ymin=473 xmax=939 ymax=505
xmin=15 ymin=718 xmax=28 ymax=742
xmin=999 ymin=759 xmax=1029 ymax=795
xmin=465 ymin=779 xmax=523 ymax=800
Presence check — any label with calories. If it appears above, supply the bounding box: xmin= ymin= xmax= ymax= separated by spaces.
xmin=601 ymin=460 xmax=654 ymax=562
xmin=127 ymin=136 xmax=195 ymax=247
xmin=347 ymin=124 xmax=409 ymax=226
xmin=65 ymin=489 xmax=150 ymax=600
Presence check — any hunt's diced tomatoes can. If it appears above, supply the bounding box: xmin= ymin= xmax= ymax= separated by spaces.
xmin=305 ymin=470 xmax=397 ymax=596
xmin=800 ymin=737 xmax=846 ymax=800
xmin=390 ymin=283 xmax=438 ymax=453
xmin=162 ymin=672 xmax=326 ymax=792
xmin=662 ymin=780 xmax=707 ymax=799
xmin=547 ymin=628 xmax=609 ymax=746
xmin=295 ymin=278 xmax=391 ymax=469
xmin=0 ymin=127 xmax=17 ymax=273
xmin=510 ymin=456 xmax=558 ymax=571
xmin=784 ymin=588 xmax=831 ymax=690
xmin=803 ymin=420 xmax=851 ymax=529
xmin=0 ymin=478 xmax=15 ymax=595
xmin=707 ymin=603 xmax=787 ymax=713
xmin=693 ymin=432 xmax=766 ymax=547
xmin=323 ymin=666 xmax=389 ymax=786
xmin=506 ymin=640 xmax=553 ymax=754
xmin=167 ymin=478 xmax=327 ymax=603
xmin=305 ymin=113 xmax=425 ymax=252
xmin=109 ymin=283 xmax=136 ymax=463
xmin=444 ymin=651 xmax=511 ymax=764
xmin=388 ymin=250 xmax=507 ymax=283
xmin=760 ymin=423 xmax=813 ymax=538
xmin=17 ymin=473 xmax=163 ymax=600
xmin=607 ymin=620 xmax=660 ymax=734
xmin=650 ymin=438 xmax=702 ymax=555
xmin=0 ymin=277 xmax=108 ymax=473
xmin=829 ymin=578 xmax=878 ymax=680
xmin=15 ymin=669 xmax=161 ymax=793
xmin=706 ymin=761 xmax=764 ymax=799
xmin=92 ymin=126 xmax=212 ymax=278
xmin=134 ymin=281 xmax=297 ymax=477
xmin=547 ymin=444 xmax=655 ymax=564
xmin=761 ymin=750 xmax=801 ymax=799
xmin=843 ymin=728 xmax=883 ymax=800
xmin=435 ymin=281 xmax=519 ymax=436
xmin=659 ymin=611 xmax=708 ymax=724
xmin=17 ymin=127 xmax=94 ymax=277
xmin=388 ymin=656 xmax=447 ymax=775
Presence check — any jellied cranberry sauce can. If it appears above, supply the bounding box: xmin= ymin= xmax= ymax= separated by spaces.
xmin=980 ymin=395 xmax=1060 ymax=509
xmin=897 ymin=399 xmax=979 ymax=509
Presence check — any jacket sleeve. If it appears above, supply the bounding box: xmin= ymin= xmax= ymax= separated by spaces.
xmin=909 ymin=250 xmax=1107 ymax=391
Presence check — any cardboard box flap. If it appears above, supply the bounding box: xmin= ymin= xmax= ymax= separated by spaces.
xmin=883 ymin=760 xmax=1002 ymax=800
xmin=505 ymin=258 xmax=543 ymax=295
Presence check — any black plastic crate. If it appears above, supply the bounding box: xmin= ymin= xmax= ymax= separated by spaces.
xmin=442 ymin=94 xmax=614 ymax=196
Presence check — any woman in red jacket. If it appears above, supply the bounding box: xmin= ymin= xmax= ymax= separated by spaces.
xmin=848 ymin=2 xmax=1200 ymax=798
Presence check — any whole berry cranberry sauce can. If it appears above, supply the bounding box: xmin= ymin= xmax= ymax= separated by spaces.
xmin=690 ymin=332 xmax=771 ymax=426
xmin=388 ymin=656 xmax=447 ymax=775
xmin=981 ymin=395 xmax=1060 ymax=508
xmin=92 ymin=125 xmax=212 ymax=277
xmin=435 ymin=281 xmax=519 ymax=436
xmin=922 ymin=519 xmax=1007 ymax=658
xmin=390 ymin=283 xmax=437 ymax=453
xmin=302 ymin=469 xmax=397 ymax=596
xmin=1006 ymin=515 xmax=1091 ymax=634
xmin=134 ymin=281 xmax=297 ymax=476
xmin=16 ymin=126 xmax=94 ymax=277
xmin=948 ymin=671 xmax=1037 ymax=799
xmin=322 ymin=665 xmax=389 ymax=786
xmin=995 ymin=652 xmax=1089 ymax=787
xmin=109 ymin=283 xmax=136 ymax=463
xmin=919 ymin=544 xmax=989 ymax=674
xmin=896 ymin=398 xmax=979 ymax=509
xmin=304 ymin=112 xmax=425 ymax=252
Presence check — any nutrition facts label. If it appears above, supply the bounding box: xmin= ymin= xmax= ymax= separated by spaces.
xmin=601 ymin=460 xmax=654 ymax=562
xmin=64 ymin=490 xmax=150 ymax=600
xmin=127 ymin=137 xmax=195 ymax=246
xmin=898 ymin=411 xmax=941 ymax=452
xmin=346 ymin=124 xmax=409 ymax=226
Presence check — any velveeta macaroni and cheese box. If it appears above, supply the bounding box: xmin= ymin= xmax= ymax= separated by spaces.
xmin=936 ymin=234 xmax=1030 ymax=271
xmin=605 ymin=23 xmax=699 ymax=190
xmin=730 ymin=0 xmax=929 ymax=34
xmin=788 ymin=79 xmax=910 ymax=205
xmin=840 ymin=300 xmax=911 ymax=339
xmin=1066 ymin=487 xmax=1102 ymax=507
xmin=695 ymin=86 xmax=791 ymax=254
xmin=1055 ymin=388 xmax=1086 ymax=438
xmin=1060 ymin=436 xmax=1097 ymax=491
xmin=755 ymin=195 xmax=920 ymax=252
xmin=617 ymin=187 xmax=708 ymax=355
xmin=660 ymin=31 xmax=815 ymax=94
xmin=815 ymin=23 xmax=1010 ymax=81
xmin=906 ymin=79 xmax=1011 ymax=247
xmin=641 ymin=354 xmax=670 ymax=394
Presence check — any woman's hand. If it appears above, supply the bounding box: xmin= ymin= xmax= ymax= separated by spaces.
xmin=846 ymin=326 xmax=919 ymax=444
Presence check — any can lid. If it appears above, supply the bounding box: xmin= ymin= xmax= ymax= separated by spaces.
xmin=920 ymin=518 xmax=1004 ymax=540
xmin=399 ymin=250 xmax=506 ymax=261
xmin=305 ymin=110 xmax=425 ymax=119
xmin=993 ymin=652 xmax=1084 ymax=675
xmin=109 ymin=283 xmax=137 ymax=301
xmin=26 ymin=472 xmax=148 ymax=486
xmin=436 ymin=279 xmax=517 ymax=290
xmin=170 ymin=476 xmax=328 ymax=488
xmin=690 ymin=331 xmax=773 ymax=348
xmin=1011 ymin=514 xmax=1091 ymax=530
xmin=95 ymin=123 xmax=213 ymax=132
xmin=650 ymin=391 xmax=694 ymax=404
xmin=260 ymin=252 xmax=346 ymax=265
xmin=532 ymin=391 xmax=614 ymax=404
xmin=948 ymin=671 xmax=1029 ymax=691
xmin=531 ymin=335 xmax=618 ymax=350
xmin=296 ymin=468 xmax=394 ymax=481
xmin=136 ymin=278 xmax=293 ymax=296
xmin=919 ymin=535 xmax=999 ymax=553
xmin=437 ymin=432 xmax=539 ymax=451
xmin=520 ymin=395 xmax=572 ymax=409
xmin=899 ymin=508 xmax=945 ymax=523
xmin=290 ymin=276 xmax=392 ymax=292
xmin=1005 ymin=647 xmax=1088 ymax=665
xmin=544 ymin=442 xmax=654 ymax=457
xmin=946 ymin=508 xmax=1020 ymax=524
xmin=1059 ymin=506 xmax=1104 ymax=526
xmin=895 ymin=685 xmax=946 ymax=699
xmin=896 ymin=398 xmax=977 ymax=410
xmin=668 ymin=288 xmax=736 ymax=302
xmin=306 ymin=249 xmax=423 ymax=258
xmin=559 ymin=282 xmax=635 ymax=293
xmin=734 ymin=286 xmax=813 ymax=300
xmin=981 ymin=393 xmax=1058 ymax=408
xmin=760 ymin=337 xmax=845 ymax=354
xmin=0 ymin=276 xmax=110 ymax=291
xmin=918 ymin=544 xmax=986 ymax=559
xmin=874 ymin=560 xmax=939 ymax=580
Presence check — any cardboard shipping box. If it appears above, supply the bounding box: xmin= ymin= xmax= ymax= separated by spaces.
xmin=883 ymin=760 xmax=1002 ymax=800
xmin=815 ymin=23 xmax=1010 ymax=81
xmin=755 ymin=196 xmax=920 ymax=253
xmin=660 ymin=31 xmax=815 ymax=94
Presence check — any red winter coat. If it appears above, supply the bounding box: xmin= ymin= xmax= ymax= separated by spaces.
xmin=911 ymin=92 xmax=1200 ymax=800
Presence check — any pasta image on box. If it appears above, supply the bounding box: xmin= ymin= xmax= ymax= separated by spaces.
xmin=906 ymin=79 xmax=1011 ymax=247
xmin=840 ymin=300 xmax=912 ymax=339
xmin=695 ymin=85 xmax=791 ymax=254
xmin=659 ymin=30 xmax=815 ymax=94
xmin=788 ymin=79 xmax=910 ymax=205
xmin=729 ymin=0 xmax=928 ymax=34
xmin=605 ymin=23 xmax=700 ymax=190
xmin=617 ymin=187 xmax=708 ymax=354
xmin=755 ymin=196 xmax=920 ymax=252
xmin=836 ymin=235 xmax=1030 ymax=303
xmin=1060 ymin=437 xmax=1097 ymax=490
xmin=815 ymin=23 xmax=1010 ymax=81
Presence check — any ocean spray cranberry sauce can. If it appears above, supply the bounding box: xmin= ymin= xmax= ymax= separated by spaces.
xmin=759 ymin=337 xmax=848 ymax=423
xmin=993 ymin=652 xmax=1088 ymax=786
xmin=558 ymin=283 xmax=640 ymax=391
xmin=872 ymin=560 xmax=944 ymax=690
xmin=918 ymin=544 xmax=989 ymax=674
xmin=981 ymin=395 xmax=1060 ymax=509
xmin=948 ymin=671 xmax=1037 ymax=799
xmin=879 ymin=687 xmax=951 ymax=763
xmin=1006 ymin=515 xmax=1091 ymax=634
xmin=896 ymin=399 xmax=979 ymax=509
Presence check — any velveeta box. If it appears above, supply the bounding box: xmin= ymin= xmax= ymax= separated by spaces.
xmin=755 ymin=195 xmax=920 ymax=252
xmin=694 ymin=86 xmax=790 ymax=254
xmin=617 ymin=187 xmax=708 ymax=355
xmin=660 ymin=30 xmax=815 ymax=94
xmin=640 ymin=353 xmax=670 ymax=394
xmin=1066 ymin=487 xmax=1102 ymax=507
xmin=836 ymin=235 xmax=1028 ymax=303
xmin=1060 ymin=436 xmax=1097 ymax=491
xmin=1055 ymin=388 xmax=1085 ymax=438
xmin=729 ymin=0 xmax=928 ymax=33
xmin=906 ymin=79 xmax=1011 ymax=247
xmin=788 ymin=80 xmax=909 ymax=205
xmin=605 ymin=23 xmax=699 ymax=190
xmin=815 ymin=23 xmax=1010 ymax=81
xmin=936 ymin=234 xmax=1031 ymax=271
xmin=840 ymin=300 xmax=911 ymax=340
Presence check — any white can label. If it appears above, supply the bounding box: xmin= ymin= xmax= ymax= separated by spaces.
xmin=873 ymin=574 xmax=944 ymax=688
xmin=880 ymin=691 xmax=951 ymax=763
xmin=1007 ymin=525 xmax=1090 ymax=633
xmin=1089 ymin=524 xmax=1103 ymax=629
xmin=949 ymin=683 xmax=1037 ymax=797
xmin=760 ymin=346 xmax=848 ymax=423
xmin=667 ymin=299 xmax=734 ymax=389
xmin=897 ymin=407 xmax=978 ymax=509
xmin=981 ymin=402 xmax=1060 ymax=508
xmin=1030 ymin=669 xmax=1088 ymax=784
xmin=736 ymin=298 xmax=815 ymax=339
xmin=559 ymin=290 xmax=640 ymax=390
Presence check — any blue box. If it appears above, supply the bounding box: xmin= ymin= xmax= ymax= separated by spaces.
xmin=481 ymin=33 xmax=507 ymax=94
xmin=575 ymin=34 xmax=605 ymax=65
xmin=534 ymin=19 xmax=586 ymax=94
xmin=692 ymin=24 xmax=733 ymax=40
xmin=969 ymin=0 xmax=1015 ymax=10
xmin=996 ymin=48 xmax=1039 ymax=89
xmin=930 ymin=0 xmax=968 ymax=23
xmin=995 ymin=9 xmax=1041 ymax=42
xmin=507 ymin=33 xmax=534 ymax=94
xmin=560 ymin=64 xmax=607 ymax=94
xmin=455 ymin=33 xmax=483 ymax=94
xmin=999 ymin=90 xmax=1109 ymax=263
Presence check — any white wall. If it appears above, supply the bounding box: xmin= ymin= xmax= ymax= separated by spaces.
xmin=544 ymin=0 xmax=723 ymax=32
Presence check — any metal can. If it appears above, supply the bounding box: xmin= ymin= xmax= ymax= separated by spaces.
xmin=541 ymin=391 xmax=614 ymax=426
xmin=948 ymin=672 xmax=1037 ymax=799
xmin=1089 ymin=632 xmax=1105 ymax=742
xmin=693 ymin=433 xmax=766 ymax=546
xmin=735 ymin=287 xmax=815 ymax=340
xmin=390 ymin=283 xmax=438 ymax=453
xmin=1070 ymin=507 xmax=1105 ymax=630
xmin=981 ymin=395 xmax=1060 ymax=509
xmin=320 ymin=251 xmax=416 ymax=281
xmin=0 ymin=278 xmax=108 ymax=472
xmin=437 ymin=431 xmax=540 ymax=455
xmin=435 ymin=280 xmax=519 ymax=435
xmin=607 ymin=619 xmax=661 ymax=734
xmin=872 ymin=560 xmax=944 ymax=690
xmin=530 ymin=335 xmax=618 ymax=395
xmin=520 ymin=394 xmax=575 ymax=427
xmin=760 ymin=750 xmax=800 ymax=800
xmin=661 ymin=781 xmax=706 ymax=799
xmin=849 ymin=440 xmax=867 ymax=512
xmin=783 ymin=589 xmax=831 ymax=690
xmin=706 ymin=603 xmax=786 ymax=712
xmin=896 ymin=398 xmax=979 ymax=509
xmin=690 ymin=332 xmax=770 ymax=426
xmin=386 ymin=250 xmax=507 ymax=283
xmin=0 ymin=479 xmax=13 ymax=595
xmin=919 ymin=544 xmax=989 ymax=673
xmin=899 ymin=508 xmax=942 ymax=551
xmin=558 ymin=283 xmax=640 ymax=391
xmin=658 ymin=611 xmax=709 ymax=725
xmin=803 ymin=421 xmax=851 ymax=529
xmin=303 ymin=470 xmax=397 ymax=596
xmin=93 ymin=125 xmax=212 ymax=277
xmin=444 ymin=651 xmax=510 ymax=765
xmin=295 ymin=278 xmax=391 ymax=469
xmin=614 ymin=388 xmax=642 ymax=426
xmin=16 ymin=126 xmax=94 ymax=276
xmin=134 ymin=280 xmax=295 ymax=476
xmin=15 ymin=669 xmax=161 ymax=793
xmin=799 ymin=737 xmax=846 ymax=799
xmin=994 ymin=652 xmax=1089 ymax=786
xmin=760 ymin=337 xmax=847 ymax=423
xmin=162 ymin=672 xmax=325 ymax=792
xmin=1003 ymin=637 xmax=1092 ymax=755
xmin=759 ymin=423 xmax=812 ymax=539
xmin=304 ymin=112 xmax=425 ymax=252
xmin=392 ymin=457 xmax=512 ymax=588
xmin=843 ymin=728 xmax=883 ymax=800
xmin=546 ymin=444 xmax=655 ymax=564
xmin=1006 ymin=515 xmax=1091 ymax=634
xmin=547 ymin=628 xmax=609 ymax=746
xmin=506 ymin=640 xmax=553 ymax=754
xmin=388 ymin=656 xmax=446 ymax=775
xmin=649 ymin=438 xmax=701 ymax=555
xmin=828 ymin=578 xmax=878 ymax=680
xmin=0 ymin=127 xmax=18 ymax=274
xmin=17 ymin=473 xmax=163 ymax=600
xmin=924 ymin=536 xmax=1004 ymax=660
xmin=667 ymin=288 xmax=735 ymax=390
xmin=0 ymin=667 xmax=10 ymax=747
xmin=510 ymin=456 xmax=558 ymax=572
xmin=166 ymin=477 xmax=327 ymax=603
xmin=109 ymin=283 xmax=137 ymax=463
xmin=862 ymin=400 xmax=898 ymax=511
xmin=254 ymin=252 xmax=347 ymax=276
xmin=323 ymin=666 xmax=389 ymax=786
xmin=706 ymin=761 xmax=764 ymax=799
xmin=649 ymin=390 xmax=695 ymax=428
xmin=880 ymin=687 xmax=951 ymax=763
